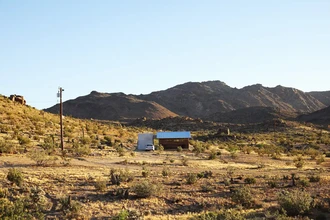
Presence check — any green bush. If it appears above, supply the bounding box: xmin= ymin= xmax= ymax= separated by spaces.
xmin=28 ymin=150 xmax=58 ymax=166
xmin=112 ymin=209 xmax=142 ymax=220
xmin=7 ymin=168 xmax=24 ymax=187
xmin=94 ymin=178 xmax=107 ymax=191
xmin=308 ymin=174 xmax=321 ymax=183
xmin=17 ymin=135 xmax=31 ymax=145
xmin=181 ymin=157 xmax=189 ymax=166
xmin=131 ymin=180 xmax=162 ymax=198
xmin=162 ymin=167 xmax=171 ymax=177
xmin=231 ymin=186 xmax=254 ymax=208
xmin=190 ymin=209 xmax=245 ymax=220
xmin=186 ymin=173 xmax=198 ymax=185
xmin=277 ymin=189 xmax=313 ymax=216
xmin=110 ymin=168 xmax=134 ymax=185
xmin=294 ymin=156 xmax=305 ymax=169
xmin=59 ymin=196 xmax=82 ymax=217
xmin=244 ymin=177 xmax=256 ymax=184
xmin=141 ymin=166 xmax=150 ymax=178
xmin=0 ymin=140 xmax=16 ymax=154
xmin=177 ymin=146 xmax=183 ymax=152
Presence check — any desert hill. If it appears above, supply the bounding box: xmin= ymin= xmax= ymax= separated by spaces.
xmin=205 ymin=106 xmax=297 ymax=124
xmin=298 ymin=105 xmax=330 ymax=125
xmin=44 ymin=81 xmax=330 ymax=124
xmin=308 ymin=91 xmax=330 ymax=106
xmin=45 ymin=91 xmax=177 ymax=122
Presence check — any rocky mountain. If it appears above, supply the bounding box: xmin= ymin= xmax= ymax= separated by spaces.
xmin=45 ymin=91 xmax=177 ymax=122
xmin=298 ymin=105 xmax=330 ymax=125
xmin=44 ymin=81 xmax=330 ymax=124
xmin=205 ymin=106 xmax=297 ymax=124
xmin=138 ymin=81 xmax=326 ymax=118
xmin=308 ymin=91 xmax=330 ymax=107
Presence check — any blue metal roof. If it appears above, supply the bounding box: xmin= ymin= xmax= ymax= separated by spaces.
xmin=156 ymin=131 xmax=191 ymax=139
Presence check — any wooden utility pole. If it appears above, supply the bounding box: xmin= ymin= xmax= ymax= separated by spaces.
xmin=59 ymin=87 xmax=64 ymax=151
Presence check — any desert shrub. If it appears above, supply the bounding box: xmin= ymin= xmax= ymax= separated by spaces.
xmin=0 ymin=197 xmax=38 ymax=219
xmin=28 ymin=150 xmax=58 ymax=166
xmin=267 ymin=178 xmax=279 ymax=188
xmin=0 ymin=188 xmax=9 ymax=198
xmin=17 ymin=135 xmax=31 ymax=145
xmin=186 ymin=173 xmax=198 ymax=184
xmin=181 ymin=157 xmax=189 ymax=166
xmin=112 ymin=209 xmax=142 ymax=220
xmin=208 ymin=150 xmax=217 ymax=160
xmin=201 ymin=182 xmax=215 ymax=192
xmin=101 ymin=136 xmax=112 ymax=146
xmin=162 ymin=167 xmax=171 ymax=177
xmin=141 ymin=166 xmax=150 ymax=178
xmin=157 ymin=145 xmax=164 ymax=152
xmin=231 ymin=186 xmax=254 ymax=208
xmin=325 ymin=152 xmax=330 ymax=157
xmin=193 ymin=142 xmax=205 ymax=156
xmin=0 ymin=140 xmax=16 ymax=154
xmin=80 ymin=136 xmax=91 ymax=145
xmin=94 ymin=178 xmax=107 ymax=191
xmin=298 ymin=178 xmax=310 ymax=187
xmin=41 ymin=136 xmax=57 ymax=151
xmin=190 ymin=209 xmax=245 ymax=220
xmin=294 ymin=156 xmax=305 ymax=169
xmin=244 ymin=177 xmax=256 ymax=184
xmin=59 ymin=196 xmax=82 ymax=217
xmin=197 ymin=171 xmax=213 ymax=179
xmin=116 ymin=146 xmax=125 ymax=157
xmin=131 ymin=180 xmax=162 ymax=198
xmin=7 ymin=168 xmax=24 ymax=187
xmin=224 ymin=178 xmax=231 ymax=186
xmin=308 ymin=174 xmax=321 ymax=182
xmin=316 ymin=156 xmax=325 ymax=165
xmin=72 ymin=144 xmax=91 ymax=156
xmin=305 ymin=148 xmax=320 ymax=160
xmin=277 ymin=189 xmax=313 ymax=216
xmin=177 ymin=146 xmax=183 ymax=152
xmin=110 ymin=168 xmax=134 ymax=185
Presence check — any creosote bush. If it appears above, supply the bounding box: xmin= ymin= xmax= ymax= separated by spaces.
xmin=277 ymin=189 xmax=313 ymax=216
xmin=131 ymin=180 xmax=162 ymax=198
xmin=110 ymin=168 xmax=134 ymax=185
xmin=244 ymin=177 xmax=256 ymax=184
xmin=7 ymin=168 xmax=24 ymax=187
xmin=94 ymin=178 xmax=107 ymax=191
xmin=231 ymin=186 xmax=255 ymax=208
xmin=190 ymin=209 xmax=245 ymax=220
xmin=162 ymin=166 xmax=171 ymax=177
xmin=28 ymin=150 xmax=58 ymax=166
xmin=294 ymin=156 xmax=305 ymax=169
xmin=186 ymin=173 xmax=198 ymax=185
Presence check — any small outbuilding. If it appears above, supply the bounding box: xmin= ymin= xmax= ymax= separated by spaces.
xmin=156 ymin=131 xmax=191 ymax=150
xmin=137 ymin=133 xmax=154 ymax=150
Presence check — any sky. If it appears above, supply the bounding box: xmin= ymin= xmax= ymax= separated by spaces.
xmin=1 ymin=0 xmax=329 ymax=109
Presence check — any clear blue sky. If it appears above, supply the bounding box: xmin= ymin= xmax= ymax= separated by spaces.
xmin=1 ymin=0 xmax=329 ymax=109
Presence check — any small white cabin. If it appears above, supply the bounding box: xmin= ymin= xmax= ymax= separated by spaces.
xmin=137 ymin=133 xmax=154 ymax=150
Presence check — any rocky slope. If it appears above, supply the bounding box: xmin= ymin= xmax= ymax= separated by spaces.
xmin=44 ymin=81 xmax=330 ymax=123
xmin=298 ymin=105 xmax=330 ymax=125
xmin=308 ymin=91 xmax=330 ymax=106
xmin=45 ymin=91 xmax=177 ymax=122
xmin=205 ymin=106 xmax=297 ymax=124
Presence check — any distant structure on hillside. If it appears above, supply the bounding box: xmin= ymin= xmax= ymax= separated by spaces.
xmin=9 ymin=94 xmax=26 ymax=105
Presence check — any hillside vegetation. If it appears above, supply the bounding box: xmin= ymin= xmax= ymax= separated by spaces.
xmin=0 ymin=94 xmax=145 ymax=156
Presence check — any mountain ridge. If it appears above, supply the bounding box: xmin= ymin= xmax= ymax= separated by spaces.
xmin=44 ymin=81 xmax=330 ymax=124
